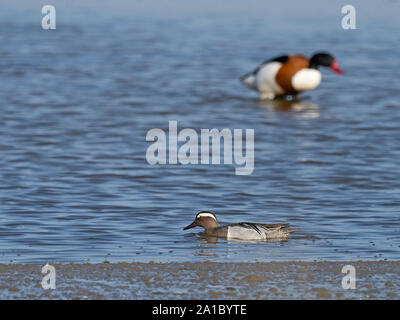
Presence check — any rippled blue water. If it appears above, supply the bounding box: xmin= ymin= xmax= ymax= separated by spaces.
xmin=0 ymin=1 xmax=399 ymax=263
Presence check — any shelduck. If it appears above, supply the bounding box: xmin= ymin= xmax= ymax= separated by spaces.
xmin=240 ymin=52 xmax=343 ymax=99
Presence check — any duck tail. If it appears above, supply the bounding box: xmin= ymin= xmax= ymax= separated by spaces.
xmin=286 ymin=228 xmax=297 ymax=234
xmin=240 ymin=72 xmax=257 ymax=89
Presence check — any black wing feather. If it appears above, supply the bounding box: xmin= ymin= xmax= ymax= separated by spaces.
xmin=251 ymin=55 xmax=289 ymax=75
xmin=234 ymin=223 xmax=263 ymax=235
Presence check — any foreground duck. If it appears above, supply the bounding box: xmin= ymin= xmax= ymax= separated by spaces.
xmin=240 ymin=52 xmax=344 ymax=100
xmin=183 ymin=211 xmax=296 ymax=241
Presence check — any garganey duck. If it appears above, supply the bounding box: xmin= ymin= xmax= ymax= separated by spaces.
xmin=183 ymin=211 xmax=296 ymax=241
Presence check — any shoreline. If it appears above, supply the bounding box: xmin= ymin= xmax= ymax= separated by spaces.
xmin=0 ymin=260 xmax=398 ymax=299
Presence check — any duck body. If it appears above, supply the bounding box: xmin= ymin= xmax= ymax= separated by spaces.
xmin=210 ymin=223 xmax=295 ymax=240
xmin=241 ymin=52 xmax=343 ymax=100
xmin=184 ymin=211 xmax=296 ymax=241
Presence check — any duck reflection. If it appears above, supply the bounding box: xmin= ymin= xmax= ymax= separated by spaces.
xmin=198 ymin=232 xmax=219 ymax=244
xmin=258 ymin=97 xmax=320 ymax=119
xmin=198 ymin=232 xmax=290 ymax=244
xmin=193 ymin=232 xmax=290 ymax=259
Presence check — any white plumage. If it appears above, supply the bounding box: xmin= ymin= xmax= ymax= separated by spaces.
xmin=241 ymin=62 xmax=284 ymax=99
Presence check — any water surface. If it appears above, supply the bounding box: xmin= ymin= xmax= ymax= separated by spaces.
xmin=0 ymin=1 xmax=399 ymax=263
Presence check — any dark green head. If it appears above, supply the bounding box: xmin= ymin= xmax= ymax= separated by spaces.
xmin=310 ymin=52 xmax=344 ymax=74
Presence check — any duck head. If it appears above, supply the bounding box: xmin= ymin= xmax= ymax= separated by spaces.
xmin=310 ymin=52 xmax=344 ymax=75
xmin=183 ymin=211 xmax=219 ymax=231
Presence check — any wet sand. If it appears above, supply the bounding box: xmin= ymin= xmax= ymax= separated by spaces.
xmin=0 ymin=261 xmax=398 ymax=299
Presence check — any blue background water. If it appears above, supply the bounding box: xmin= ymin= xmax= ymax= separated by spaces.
xmin=0 ymin=0 xmax=399 ymax=263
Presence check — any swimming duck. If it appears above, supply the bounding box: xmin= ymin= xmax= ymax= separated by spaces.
xmin=240 ymin=52 xmax=344 ymax=100
xmin=183 ymin=211 xmax=296 ymax=240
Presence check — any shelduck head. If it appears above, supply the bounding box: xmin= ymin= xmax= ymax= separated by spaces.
xmin=310 ymin=52 xmax=344 ymax=75
xmin=183 ymin=211 xmax=219 ymax=231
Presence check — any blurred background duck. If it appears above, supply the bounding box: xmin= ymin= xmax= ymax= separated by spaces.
xmin=240 ymin=52 xmax=344 ymax=100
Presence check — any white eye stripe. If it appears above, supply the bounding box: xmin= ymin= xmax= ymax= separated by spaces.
xmin=197 ymin=213 xmax=217 ymax=220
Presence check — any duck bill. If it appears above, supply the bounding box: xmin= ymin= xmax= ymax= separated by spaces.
xmin=330 ymin=60 xmax=344 ymax=75
xmin=183 ymin=220 xmax=197 ymax=230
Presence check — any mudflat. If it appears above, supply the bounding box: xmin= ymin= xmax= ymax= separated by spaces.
xmin=0 ymin=261 xmax=398 ymax=299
